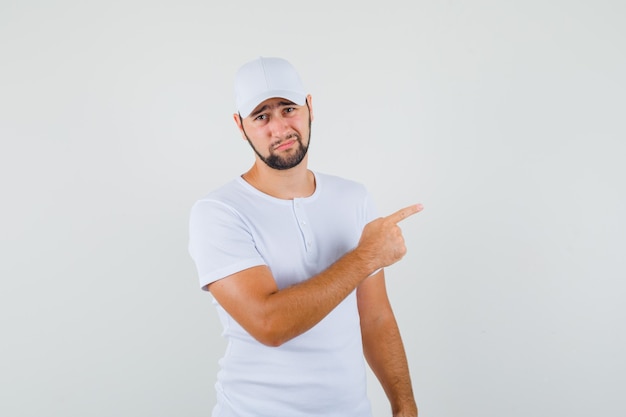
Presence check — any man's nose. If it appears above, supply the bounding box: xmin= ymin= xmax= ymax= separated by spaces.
xmin=268 ymin=115 xmax=291 ymax=137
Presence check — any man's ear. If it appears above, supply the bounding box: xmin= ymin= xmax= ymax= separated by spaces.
xmin=233 ymin=113 xmax=247 ymax=140
xmin=306 ymin=95 xmax=314 ymax=122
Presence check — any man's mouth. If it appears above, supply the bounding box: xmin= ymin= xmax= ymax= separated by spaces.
xmin=274 ymin=139 xmax=297 ymax=151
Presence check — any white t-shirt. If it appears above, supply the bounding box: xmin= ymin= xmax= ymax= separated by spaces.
xmin=189 ymin=171 xmax=378 ymax=417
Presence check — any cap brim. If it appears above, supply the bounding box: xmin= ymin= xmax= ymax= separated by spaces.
xmin=239 ymin=90 xmax=306 ymax=118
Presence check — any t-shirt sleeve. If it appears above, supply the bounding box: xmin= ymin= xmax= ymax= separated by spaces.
xmin=188 ymin=199 xmax=266 ymax=290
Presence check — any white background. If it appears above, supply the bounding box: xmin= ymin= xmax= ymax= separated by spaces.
xmin=1 ymin=1 xmax=625 ymax=416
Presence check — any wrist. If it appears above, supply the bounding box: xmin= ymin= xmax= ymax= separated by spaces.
xmin=393 ymin=401 xmax=418 ymax=417
xmin=349 ymin=246 xmax=379 ymax=277
xmin=393 ymin=408 xmax=418 ymax=417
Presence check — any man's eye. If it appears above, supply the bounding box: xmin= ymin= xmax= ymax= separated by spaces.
xmin=255 ymin=114 xmax=267 ymax=121
xmin=285 ymin=107 xmax=295 ymax=113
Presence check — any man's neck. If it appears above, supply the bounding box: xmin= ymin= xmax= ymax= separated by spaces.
xmin=242 ymin=159 xmax=315 ymax=200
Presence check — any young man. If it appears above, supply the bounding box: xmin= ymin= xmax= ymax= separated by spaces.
xmin=189 ymin=57 xmax=421 ymax=417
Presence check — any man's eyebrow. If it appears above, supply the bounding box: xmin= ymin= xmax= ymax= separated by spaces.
xmin=249 ymin=105 xmax=269 ymax=118
xmin=249 ymin=100 xmax=298 ymax=118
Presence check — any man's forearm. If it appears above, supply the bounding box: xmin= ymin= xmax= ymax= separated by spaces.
xmin=259 ymin=248 xmax=375 ymax=345
xmin=361 ymin=311 xmax=417 ymax=416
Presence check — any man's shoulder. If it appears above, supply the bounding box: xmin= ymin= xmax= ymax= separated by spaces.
xmin=190 ymin=178 xmax=250 ymax=217
xmin=194 ymin=177 xmax=246 ymax=203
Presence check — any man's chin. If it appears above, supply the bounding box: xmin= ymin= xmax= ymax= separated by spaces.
xmin=264 ymin=148 xmax=308 ymax=170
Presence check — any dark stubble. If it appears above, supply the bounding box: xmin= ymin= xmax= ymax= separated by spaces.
xmin=241 ymin=114 xmax=312 ymax=171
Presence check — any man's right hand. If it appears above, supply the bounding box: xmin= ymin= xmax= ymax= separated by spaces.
xmin=357 ymin=204 xmax=423 ymax=271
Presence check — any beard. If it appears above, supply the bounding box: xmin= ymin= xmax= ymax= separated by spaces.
xmin=244 ymin=118 xmax=312 ymax=171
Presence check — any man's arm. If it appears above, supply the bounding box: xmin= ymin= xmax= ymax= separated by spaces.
xmin=358 ymin=270 xmax=418 ymax=417
xmin=207 ymin=204 xmax=423 ymax=347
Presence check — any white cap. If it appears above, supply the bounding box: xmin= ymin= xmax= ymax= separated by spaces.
xmin=234 ymin=57 xmax=307 ymax=117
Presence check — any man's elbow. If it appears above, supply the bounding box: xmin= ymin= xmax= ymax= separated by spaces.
xmin=256 ymin=336 xmax=286 ymax=348
xmin=249 ymin=318 xmax=292 ymax=347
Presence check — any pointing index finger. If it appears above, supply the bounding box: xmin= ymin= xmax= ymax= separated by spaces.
xmin=386 ymin=204 xmax=424 ymax=224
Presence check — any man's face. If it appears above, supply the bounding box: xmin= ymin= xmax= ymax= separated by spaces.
xmin=235 ymin=96 xmax=313 ymax=170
